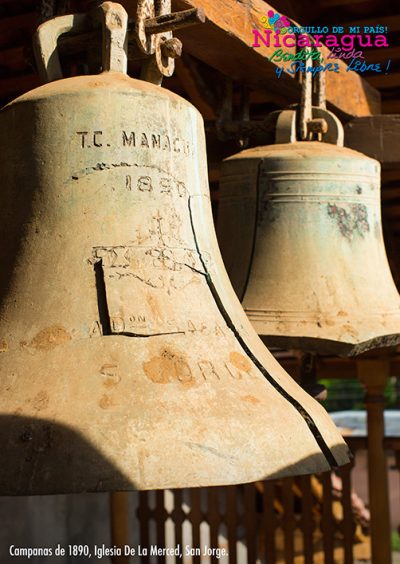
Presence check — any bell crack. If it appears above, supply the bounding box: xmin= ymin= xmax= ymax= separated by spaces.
xmin=187 ymin=196 xmax=340 ymax=469
xmin=183 ymin=264 xmax=207 ymax=277
xmin=94 ymin=261 xmax=112 ymax=336
xmin=113 ymin=331 xmax=186 ymax=338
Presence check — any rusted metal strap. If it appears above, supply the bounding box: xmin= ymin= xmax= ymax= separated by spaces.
xmin=144 ymin=7 xmax=205 ymax=35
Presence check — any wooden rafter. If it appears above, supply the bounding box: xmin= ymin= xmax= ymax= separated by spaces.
xmin=55 ymin=0 xmax=380 ymax=118
xmin=318 ymin=0 xmax=379 ymax=6
xmin=174 ymin=54 xmax=216 ymax=120
xmin=345 ymin=115 xmax=400 ymax=165
xmin=165 ymin=0 xmax=381 ymax=118
xmin=365 ymin=46 xmax=400 ymax=65
xmin=343 ymin=14 xmax=400 ymax=32
xmin=0 ymin=45 xmax=27 ymax=68
xmin=383 ymin=99 xmax=400 ymax=114
xmin=0 ymin=74 xmax=40 ymax=97
xmin=0 ymin=0 xmax=383 ymax=118
xmin=0 ymin=12 xmax=37 ymax=45
xmin=367 ymin=72 xmax=400 ymax=89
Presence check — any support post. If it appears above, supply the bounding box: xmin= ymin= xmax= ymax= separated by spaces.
xmin=110 ymin=492 xmax=130 ymax=564
xmin=358 ymin=359 xmax=392 ymax=564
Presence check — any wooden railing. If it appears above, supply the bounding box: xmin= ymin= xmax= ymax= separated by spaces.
xmin=117 ymin=436 xmax=400 ymax=563
xmin=132 ymin=462 xmax=371 ymax=563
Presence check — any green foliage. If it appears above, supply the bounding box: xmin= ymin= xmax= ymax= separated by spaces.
xmin=385 ymin=378 xmax=399 ymax=409
xmin=320 ymin=377 xmax=399 ymax=412
xmin=320 ymin=378 xmax=364 ymax=412
xmin=391 ymin=530 xmax=400 ymax=552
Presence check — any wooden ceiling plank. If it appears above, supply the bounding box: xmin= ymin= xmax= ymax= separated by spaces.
xmin=174 ymin=55 xmax=216 ymax=120
xmin=0 ymin=45 xmax=27 ymax=69
xmin=345 ymin=115 xmax=400 ymax=165
xmin=0 ymin=12 xmax=37 ymax=34
xmin=343 ymin=14 xmax=400 ymax=32
xmin=0 ymin=0 xmax=34 ymax=3
xmin=382 ymin=188 xmax=400 ymax=201
xmin=366 ymin=46 xmax=400 ymax=65
xmin=382 ymin=205 xmax=400 ymax=219
xmin=383 ymin=99 xmax=400 ymax=115
xmin=114 ymin=0 xmax=382 ymax=117
xmin=171 ymin=0 xmax=381 ymax=117
xmin=0 ymin=12 xmax=38 ymax=47
xmin=382 ymin=169 xmax=400 ymax=183
xmin=367 ymin=72 xmax=400 ymax=89
xmin=320 ymin=0 xmax=375 ymax=6
xmin=1 ymin=0 xmax=381 ymax=118
xmin=381 ymin=187 xmax=400 ymax=202
xmin=0 ymin=73 xmax=39 ymax=99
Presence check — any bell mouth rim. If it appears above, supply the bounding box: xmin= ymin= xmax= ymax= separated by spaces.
xmin=259 ymin=332 xmax=400 ymax=357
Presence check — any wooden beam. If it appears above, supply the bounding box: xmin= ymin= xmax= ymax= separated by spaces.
xmin=367 ymin=72 xmax=400 ymax=89
xmin=104 ymin=0 xmax=380 ymax=118
xmin=345 ymin=115 xmax=400 ymax=164
xmin=174 ymin=54 xmax=216 ymax=119
xmin=34 ymin=0 xmax=381 ymax=117
xmin=343 ymin=14 xmax=400 ymax=32
xmin=382 ymin=205 xmax=400 ymax=219
xmin=0 ymin=46 xmax=28 ymax=69
xmin=0 ymin=0 xmax=34 ymax=5
xmin=320 ymin=0 xmax=377 ymax=6
xmin=384 ymin=220 xmax=400 ymax=233
xmin=366 ymin=46 xmax=400 ymax=65
xmin=168 ymin=0 xmax=381 ymax=118
xmin=0 ymin=73 xmax=40 ymax=100
xmin=358 ymin=360 xmax=392 ymax=564
xmin=208 ymin=167 xmax=220 ymax=183
xmin=382 ymin=187 xmax=400 ymax=200
xmin=347 ymin=436 xmax=400 ymax=451
xmin=277 ymin=356 xmax=358 ymax=380
xmin=383 ymin=99 xmax=400 ymax=114
xmin=382 ymin=169 xmax=400 ymax=183
xmin=277 ymin=351 xmax=400 ymax=380
xmin=0 ymin=12 xmax=38 ymax=47
xmin=248 ymin=90 xmax=285 ymax=106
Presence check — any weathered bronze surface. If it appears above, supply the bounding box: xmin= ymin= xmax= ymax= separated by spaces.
xmin=0 ymin=4 xmax=349 ymax=495
xmin=218 ymin=126 xmax=400 ymax=356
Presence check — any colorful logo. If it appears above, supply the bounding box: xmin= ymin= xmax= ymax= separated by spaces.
xmin=260 ymin=10 xmax=290 ymax=36
xmin=253 ymin=15 xmax=392 ymax=78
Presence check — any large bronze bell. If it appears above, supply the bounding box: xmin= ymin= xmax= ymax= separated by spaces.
xmin=217 ymin=107 xmax=400 ymax=356
xmin=0 ymin=3 xmax=349 ymax=495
